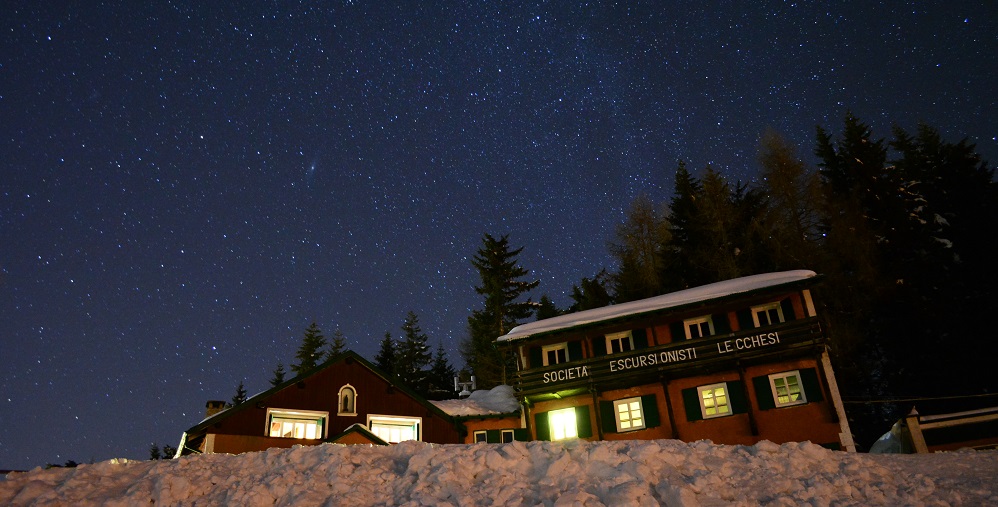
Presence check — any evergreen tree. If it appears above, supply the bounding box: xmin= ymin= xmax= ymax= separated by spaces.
xmin=230 ymin=380 xmax=247 ymax=406
xmin=292 ymin=322 xmax=327 ymax=375
xmin=374 ymin=331 xmax=396 ymax=376
xmin=397 ymin=311 xmax=432 ymax=392
xmin=328 ymin=328 xmax=347 ymax=358
xmin=149 ymin=444 xmax=161 ymax=460
xmin=610 ymin=193 xmax=669 ymax=302
xmin=269 ymin=362 xmax=287 ymax=387
xmin=663 ymin=160 xmax=705 ymax=291
xmin=462 ymin=233 xmax=539 ymax=388
xmin=427 ymin=342 xmax=458 ymax=400
xmin=567 ymin=269 xmax=613 ymax=312
xmin=756 ymin=130 xmax=821 ymax=270
xmin=535 ymin=295 xmax=562 ymax=320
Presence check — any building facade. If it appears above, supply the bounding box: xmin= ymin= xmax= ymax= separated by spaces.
xmin=497 ymin=270 xmax=856 ymax=451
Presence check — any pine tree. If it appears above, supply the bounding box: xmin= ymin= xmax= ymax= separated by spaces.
xmin=568 ymin=269 xmax=613 ymax=312
xmin=231 ymin=380 xmax=247 ymax=406
xmin=396 ymin=311 xmax=432 ymax=392
xmin=270 ymin=362 xmax=287 ymax=387
xmin=328 ymin=328 xmax=347 ymax=358
xmin=462 ymin=233 xmax=539 ymax=388
xmin=535 ymin=295 xmax=562 ymax=320
xmin=427 ymin=342 xmax=458 ymax=400
xmin=374 ymin=331 xmax=396 ymax=376
xmin=149 ymin=444 xmax=161 ymax=460
xmin=292 ymin=322 xmax=327 ymax=375
xmin=663 ymin=160 xmax=705 ymax=291
xmin=610 ymin=193 xmax=669 ymax=302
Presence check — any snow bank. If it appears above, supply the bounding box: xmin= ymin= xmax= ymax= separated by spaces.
xmin=431 ymin=385 xmax=520 ymax=416
xmin=2 ymin=439 xmax=996 ymax=506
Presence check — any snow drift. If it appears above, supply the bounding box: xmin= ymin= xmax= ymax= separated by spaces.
xmin=3 ymin=439 xmax=997 ymax=506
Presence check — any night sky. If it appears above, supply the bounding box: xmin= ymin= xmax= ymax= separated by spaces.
xmin=2 ymin=2 xmax=995 ymax=470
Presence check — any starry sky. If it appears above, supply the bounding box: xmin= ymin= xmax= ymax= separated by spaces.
xmin=2 ymin=1 xmax=995 ymax=470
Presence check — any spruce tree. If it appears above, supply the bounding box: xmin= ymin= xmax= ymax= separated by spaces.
xmin=270 ymin=362 xmax=287 ymax=387
xmin=427 ymin=342 xmax=458 ymax=400
xmin=374 ymin=331 xmax=396 ymax=376
xmin=462 ymin=233 xmax=539 ymax=388
xmin=328 ymin=328 xmax=347 ymax=358
xmin=568 ymin=269 xmax=613 ymax=312
xmin=231 ymin=380 xmax=247 ymax=406
xmin=292 ymin=322 xmax=327 ymax=375
xmin=535 ymin=295 xmax=561 ymax=320
xmin=397 ymin=311 xmax=432 ymax=392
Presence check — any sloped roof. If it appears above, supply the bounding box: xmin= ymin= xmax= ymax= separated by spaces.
xmin=431 ymin=385 xmax=520 ymax=417
xmin=498 ymin=270 xmax=818 ymax=343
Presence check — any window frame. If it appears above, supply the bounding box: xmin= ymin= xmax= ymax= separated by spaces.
xmin=500 ymin=429 xmax=515 ymax=443
xmin=548 ymin=407 xmax=579 ymax=440
xmin=338 ymin=384 xmax=357 ymax=416
xmin=751 ymin=302 xmax=785 ymax=328
xmin=265 ymin=408 xmax=328 ymax=440
xmin=605 ymin=331 xmax=635 ymax=354
xmin=613 ymin=397 xmax=646 ymax=432
xmin=769 ymin=370 xmax=807 ymax=407
xmin=697 ymin=383 xmax=731 ymax=419
xmin=684 ymin=315 xmax=715 ymax=339
xmin=367 ymin=415 xmax=422 ymax=443
xmin=473 ymin=430 xmax=488 ymax=443
xmin=542 ymin=343 xmax=569 ymax=366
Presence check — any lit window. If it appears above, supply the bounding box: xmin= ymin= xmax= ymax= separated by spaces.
xmin=368 ymin=415 xmax=421 ymax=443
xmin=752 ymin=302 xmax=785 ymax=327
xmin=474 ymin=431 xmax=487 ymax=443
xmin=605 ymin=331 xmax=634 ymax=354
xmin=614 ymin=397 xmax=645 ymax=432
xmin=548 ymin=407 xmax=578 ymax=440
xmin=697 ymin=383 xmax=730 ymax=418
xmin=685 ymin=316 xmax=714 ymax=339
xmin=501 ymin=430 xmax=514 ymax=443
xmin=542 ymin=343 xmax=569 ymax=366
xmin=769 ymin=371 xmax=807 ymax=407
xmin=338 ymin=384 xmax=357 ymax=415
xmin=267 ymin=409 xmax=327 ymax=439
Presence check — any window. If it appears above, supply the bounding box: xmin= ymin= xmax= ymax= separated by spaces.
xmin=548 ymin=407 xmax=578 ymax=440
xmin=338 ymin=384 xmax=357 ymax=415
xmin=752 ymin=302 xmax=785 ymax=327
xmin=614 ymin=397 xmax=645 ymax=432
xmin=769 ymin=371 xmax=807 ymax=407
xmin=267 ymin=409 xmax=327 ymax=439
xmin=542 ymin=343 xmax=568 ymax=366
xmin=605 ymin=331 xmax=634 ymax=354
xmin=474 ymin=430 xmax=487 ymax=443
xmin=684 ymin=315 xmax=714 ymax=339
xmin=697 ymin=383 xmax=730 ymax=418
xmin=368 ymin=415 xmax=421 ymax=443
xmin=501 ymin=430 xmax=514 ymax=443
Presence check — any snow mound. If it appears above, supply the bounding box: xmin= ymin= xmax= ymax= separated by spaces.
xmin=431 ymin=385 xmax=520 ymax=416
xmin=3 ymin=439 xmax=996 ymax=506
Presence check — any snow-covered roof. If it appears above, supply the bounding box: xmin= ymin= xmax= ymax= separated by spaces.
xmin=498 ymin=270 xmax=818 ymax=343
xmin=430 ymin=385 xmax=520 ymax=417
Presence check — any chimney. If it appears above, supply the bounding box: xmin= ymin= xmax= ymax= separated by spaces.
xmin=205 ymin=400 xmax=227 ymax=418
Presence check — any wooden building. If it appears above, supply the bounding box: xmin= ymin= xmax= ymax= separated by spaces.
xmin=177 ymin=351 xmax=463 ymax=456
xmin=496 ymin=270 xmax=856 ymax=451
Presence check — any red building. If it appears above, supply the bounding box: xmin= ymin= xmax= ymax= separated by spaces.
xmin=497 ymin=270 xmax=856 ymax=451
xmin=177 ymin=351 xmax=463 ymax=456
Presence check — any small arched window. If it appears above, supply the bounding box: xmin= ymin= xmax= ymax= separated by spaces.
xmin=338 ymin=385 xmax=357 ymax=415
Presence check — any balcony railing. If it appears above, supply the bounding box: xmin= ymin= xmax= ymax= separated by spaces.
xmin=513 ymin=317 xmax=824 ymax=397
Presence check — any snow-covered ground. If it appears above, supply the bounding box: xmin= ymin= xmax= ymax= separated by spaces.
xmin=3 ymin=439 xmax=996 ymax=506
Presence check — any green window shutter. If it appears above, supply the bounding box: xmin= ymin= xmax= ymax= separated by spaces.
xmin=640 ymin=394 xmax=661 ymax=429
xmin=599 ymin=401 xmax=616 ymax=434
xmin=534 ymin=412 xmax=550 ymax=441
xmin=670 ymin=322 xmax=685 ymax=341
xmin=529 ymin=346 xmax=543 ymax=369
xmin=513 ymin=428 xmax=530 ymax=441
xmin=712 ymin=313 xmax=731 ymax=334
xmin=800 ymin=368 xmax=824 ymax=402
xmin=486 ymin=430 xmax=501 ymax=443
xmin=753 ymin=375 xmax=776 ymax=411
xmin=781 ymin=298 xmax=796 ymax=321
xmin=591 ymin=336 xmax=607 ymax=356
xmin=576 ymin=406 xmax=593 ymax=438
xmin=567 ymin=341 xmax=583 ymax=361
xmin=682 ymin=388 xmax=703 ymax=421
xmin=736 ymin=309 xmax=754 ymax=330
xmin=632 ymin=328 xmax=649 ymax=349
xmin=728 ymin=381 xmax=749 ymax=414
